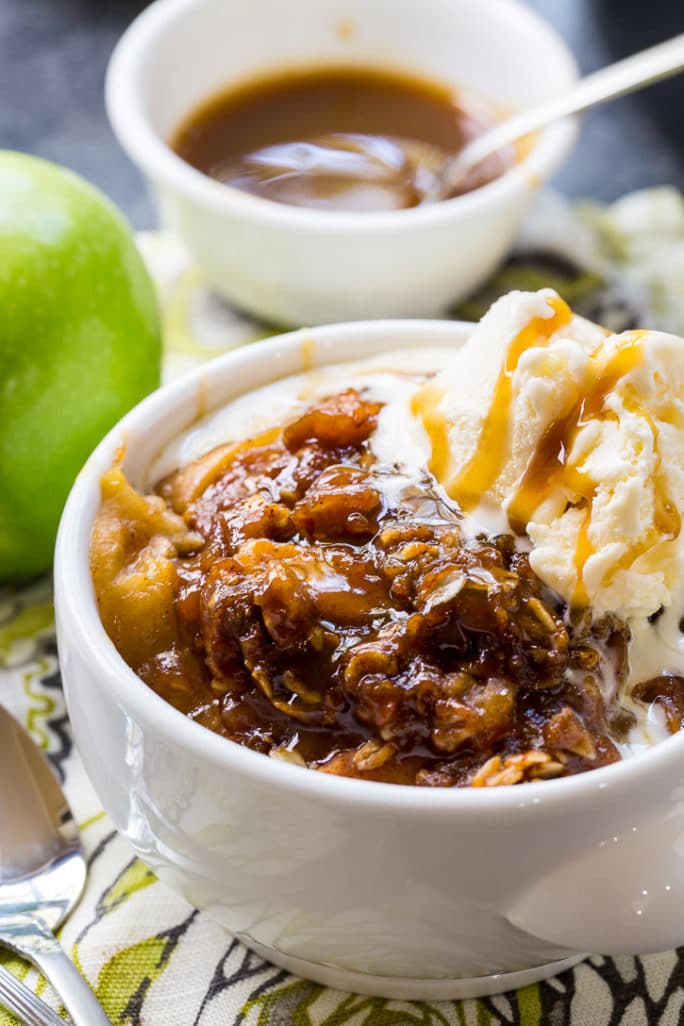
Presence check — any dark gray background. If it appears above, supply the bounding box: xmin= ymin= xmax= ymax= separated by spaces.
xmin=2 ymin=0 xmax=683 ymax=228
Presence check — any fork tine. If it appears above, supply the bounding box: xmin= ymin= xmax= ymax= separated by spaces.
xmin=0 ymin=964 xmax=66 ymax=1026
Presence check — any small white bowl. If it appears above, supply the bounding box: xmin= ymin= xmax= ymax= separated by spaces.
xmin=56 ymin=321 xmax=684 ymax=999
xmin=105 ymin=0 xmax=579 ymax=325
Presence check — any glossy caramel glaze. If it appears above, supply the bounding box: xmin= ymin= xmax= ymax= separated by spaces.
xmin=632 ymin=676 xmax=684 ymax=735
xmin=91 ymin=388 xmax=637 ymax=787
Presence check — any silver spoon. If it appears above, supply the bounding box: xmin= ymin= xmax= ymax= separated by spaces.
xmin=430 ymin=32 xmax=684 ymax=200
xmin=0 ymin=705 xmax=111 ymax=1026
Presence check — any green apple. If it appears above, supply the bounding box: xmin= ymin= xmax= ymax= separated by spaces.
xmin=0 ymin=151 xmax=162 ymax=582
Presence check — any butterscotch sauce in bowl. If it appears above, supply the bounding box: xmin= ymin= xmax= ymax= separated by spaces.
xmin=105 ymin=0 xmax=579 ymax=322
xmin=171 ymin=66 xmax=515 ymax=213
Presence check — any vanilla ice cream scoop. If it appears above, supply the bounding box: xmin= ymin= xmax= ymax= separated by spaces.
xmin=414 ymin=289 xmax=684 ymax=619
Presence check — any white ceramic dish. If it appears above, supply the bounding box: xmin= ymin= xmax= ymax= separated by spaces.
xmin=105 ymin=0 xmax=579 ymax=325
xmin=55 ymin=321 xmax=684 ymax=999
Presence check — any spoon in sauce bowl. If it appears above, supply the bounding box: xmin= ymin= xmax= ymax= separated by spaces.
xmin=173 ymin=34 xmax=684 ymax=212
xmin=426 ymin=32 xmax=684 ymax=202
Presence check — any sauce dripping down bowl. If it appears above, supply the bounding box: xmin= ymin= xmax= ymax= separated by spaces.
xmin=106 ymin=0 xmax=579 ymax=324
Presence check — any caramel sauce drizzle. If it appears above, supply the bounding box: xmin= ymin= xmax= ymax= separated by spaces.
xmin=411 ymin=382 xmax=453 ymax=485
xmin=413 ymin=295 xmax=572 ymax=508
xmin=612 ymin=391 xmax=680 ymax=568
xmin=572 ymin=512 xmax=593 ymax=607
xmin=507 ymin=335 xmax=646 ymax=534
xmin=415 ymin=313 xmax=680 ymax=607
xmin=507 ymin=330 xmax=680 ymax=605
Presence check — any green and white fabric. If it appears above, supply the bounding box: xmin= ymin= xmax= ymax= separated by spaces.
xmin=3 ymin=187 xmax=684 ymax=1026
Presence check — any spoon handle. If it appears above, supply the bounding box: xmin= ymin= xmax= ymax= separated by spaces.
xmin=444 ymin=32 xmax=684 ymax=189
xmin=0 ymin=965 xmax=66 ymax=1026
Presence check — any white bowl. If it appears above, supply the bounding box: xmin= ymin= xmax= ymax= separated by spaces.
xmin=105 ymin=0 xmax=579 ymax=325
xmin=56 ymin=321 xmax=684 ymax=999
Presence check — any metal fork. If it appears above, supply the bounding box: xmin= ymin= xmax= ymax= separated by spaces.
xmin=0 ymin=707 xmax=111 ymax=1025
xmin=0 ymin=964 xmax=67 ymax=1025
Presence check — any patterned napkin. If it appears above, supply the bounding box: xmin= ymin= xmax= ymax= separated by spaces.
xmin=3 ymin=188 xmax=684 ymax=1026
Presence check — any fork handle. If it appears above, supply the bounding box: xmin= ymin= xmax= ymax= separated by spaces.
xmin=0 ymin=965 xmax=66 ymax=1026
xmin=27 ymin=946 xmax=112 ymax=1026
xmin=2 ymin=919 xmax=111 ymax=1026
